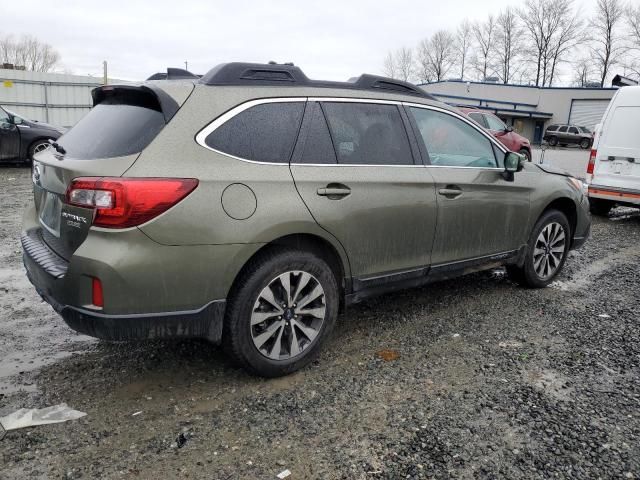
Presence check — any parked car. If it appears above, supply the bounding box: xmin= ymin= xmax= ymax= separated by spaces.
xmin=22 ymin=62 xmax=591 ymax=377
xmin=0 ymin=106 xmax=63 ymax=164
xmin=543 ymin=124 xmax=593 ymax=149
xmin=587 ymin=86 xmax=640 ymax=216
xmin=459 ymin=108 xmax=532 ymax=161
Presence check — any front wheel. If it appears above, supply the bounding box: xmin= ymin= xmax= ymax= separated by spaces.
xmin=508 ymin=210 xmax=570 ymax=288
xmin=223 ymin=248 xmax=339 ymax=377
xmin=580 ymin=138 xmax=591 ymax=149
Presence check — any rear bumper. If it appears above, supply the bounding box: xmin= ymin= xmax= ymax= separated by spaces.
xmin=23 ymin=251 xmax=226 ymax=342
xmin=588 ymin=185 xmax=640 ymax=206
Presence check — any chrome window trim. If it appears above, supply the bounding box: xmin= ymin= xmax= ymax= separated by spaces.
xmin=194 ymin=96 xmax=508 ymax=169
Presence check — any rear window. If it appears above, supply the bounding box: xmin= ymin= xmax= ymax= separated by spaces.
xmin=205 ymin=102 xmax=304 ymax=163
xmin=546 ymin=125 xmax=559 ymax=132
xmin=58 ymin=91 xmax=165 ymax=160
xmin=603 ymin=107 xmax=640 ymax=149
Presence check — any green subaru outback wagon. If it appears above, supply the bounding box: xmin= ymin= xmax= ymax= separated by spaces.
xmin=22 ymin=62 xmax=590 ymax=377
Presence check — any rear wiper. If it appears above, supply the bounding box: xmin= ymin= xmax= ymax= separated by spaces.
xmin=49 ymin=140 xmax=66 ymax=155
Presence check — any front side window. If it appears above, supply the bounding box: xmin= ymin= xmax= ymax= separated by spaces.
xmin=410 ymin=107 xmax=498 ymax=168
xmin=568 ymin=127 xmax=579 ymax=134
xmin=205 ymin=102 xmax=304 ymax=163
xmin=484 ymin=114 xmax=507 ymax=131
xmin=468 ymin=112 xmax=487 ymax=127
xmin=321 ymin=102 xmax=413 ymax=165
xmin=0 ymin=108 xmax=10 ymax=125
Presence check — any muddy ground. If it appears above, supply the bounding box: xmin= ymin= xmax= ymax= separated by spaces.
xmin=1 ymin=165 xmax=639 ymax=479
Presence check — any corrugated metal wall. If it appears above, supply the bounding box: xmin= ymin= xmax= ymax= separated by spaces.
xmin=0 ymin=69 xmax=107 ymax=128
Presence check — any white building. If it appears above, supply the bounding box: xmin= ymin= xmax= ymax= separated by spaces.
xmin=0 ymin=68 xmax=108 ymax=128
xmin=422 ymin=80 xmax=617 ymax=143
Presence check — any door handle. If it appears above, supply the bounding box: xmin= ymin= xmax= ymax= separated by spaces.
xmin=438 ymin=186 xmax=463 ymax=198
xmin=317 ymin=185 xmax=351 ymax=198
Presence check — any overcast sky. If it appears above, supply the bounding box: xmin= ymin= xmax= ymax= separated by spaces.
xmin=5 ymin=0 xmax=595 ymax=82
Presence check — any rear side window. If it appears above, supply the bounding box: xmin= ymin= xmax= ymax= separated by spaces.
xmin=410 ymin=107 xmax=497 ymax=168
xmin=205 ymin=102 xmax=304 ymax=163
xmin=558 ymin=126 xmax=568 ymax=133
xmin=57 ymin=92 xmax=165 ymax=160
xmin=321 ymin=102 xmax=413 ymax=165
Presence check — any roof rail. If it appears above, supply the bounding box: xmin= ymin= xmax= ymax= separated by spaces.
xmin=147 ymin=68 xmax=200 ymax=81
xmin=199 ymin=62 xmax=435 ymax=99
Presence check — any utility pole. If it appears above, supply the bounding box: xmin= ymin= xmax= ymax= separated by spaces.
xmin=184 ymin=61 xmax=188 ymax=71
xmin=103 ymin=61 xmax=108 ymax=85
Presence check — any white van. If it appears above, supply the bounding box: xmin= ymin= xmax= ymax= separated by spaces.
xmin=587 ymin=86 xmax=640 ymax=216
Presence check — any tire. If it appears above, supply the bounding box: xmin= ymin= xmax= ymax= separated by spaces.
xmin=28 ymin=140 xmax=51 ymax=163
xmin=579 ymin=138 xmax=590 ymax=149
xmin=589 ymin=198 xmax=614 ymax=216
xmin=507 ymin=209 xmax=571 ymax=288
xmin=548 ymin=136 xmax=558 ymax=147
xmin=222 ymin=248 xmax=339 ymax=377
xmin=518 ymin=148 xmax=531 ymax=162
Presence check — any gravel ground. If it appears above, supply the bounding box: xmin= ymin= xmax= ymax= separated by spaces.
xmin=1 ymin=165 xmax=639 ymax=480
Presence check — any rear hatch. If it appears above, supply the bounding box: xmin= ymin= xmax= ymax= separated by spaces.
xmin=32 ymin=83 xmax=191 ymax=260
xmin=593 ymin=105 xmax=640 ymax=190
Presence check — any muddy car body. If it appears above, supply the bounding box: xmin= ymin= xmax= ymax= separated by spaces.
xmin=22 ymin=63 xmax=591 ymax=376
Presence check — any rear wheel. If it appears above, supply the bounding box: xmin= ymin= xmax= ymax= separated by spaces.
xmin=579 ymin=138 xmax=590 ymax=149
xmin=589 ymin=198 xmax=614 ymax=216
xmin=547 ymin=136 xmax=558 ymax=147
xmin=508 ymin=209 xmax=570 ymax=288
xmin=223 ymin=248 xmax=339 ymax=377
xmin=28 ymin=140 xmax=50 ymax=163
xmin=519 ymin=148 xmax=531 ymax=162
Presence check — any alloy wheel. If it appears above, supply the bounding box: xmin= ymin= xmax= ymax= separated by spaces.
xmin=533 ymin=222 xmax=566 ymax=280
xmin=32 ymin=142 xmax=50 ymax=157
xmin=250 ymin=271 xmax=326 ymax=360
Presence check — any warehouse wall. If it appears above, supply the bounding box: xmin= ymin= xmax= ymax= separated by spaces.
xmin=0 ymin=69 xmax=121 ymax=128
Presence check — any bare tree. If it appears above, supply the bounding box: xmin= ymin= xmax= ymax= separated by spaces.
xmin=472 ymin=16 xmax=497 ymax=81
xmin=382 ymin=47 xmax=414 ymax=82
xmin=455 ymin=20 xmax=473 ymax=79
xmin=518 ymin=0 xmax=583 ymax=86
xmin=495 ymin=7 xmax=521 ymax=84
xmin=416 ymin=30 xmax=457 ymax=83
xmin=590 ymin=0 xmax=626 ymax=87
xmin=0 ymin=34 xmax=60 ymax=72
xmin=629 ymin=4 xmax=640 ymax=46
xmin=572 ymin=57 xmax=595 ymax=86
xmin=547 ymin=1 xmax=584 ymax=86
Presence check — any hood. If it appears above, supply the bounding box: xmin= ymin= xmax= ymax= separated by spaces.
xmin=24 ymin=118 xmax=63 ymax=132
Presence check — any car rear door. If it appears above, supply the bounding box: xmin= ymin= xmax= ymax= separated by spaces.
xmin=592 ymin=106 xmax=640 ymax=190
xmin=290 ymin=100 xmax=438 ymax=280
xmin=406 ymin=105 xmax=532 ymax=266
xmin=0 ymin=107 xmax=20 ymax=160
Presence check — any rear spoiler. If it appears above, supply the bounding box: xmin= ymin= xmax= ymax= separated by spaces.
xmin=91 ymin=84 xmax=180 ymax=123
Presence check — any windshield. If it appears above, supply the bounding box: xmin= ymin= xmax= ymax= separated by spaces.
xmin=2 ymin=107 xmax=26 ymax=122
xmin=57 ymin=94 xmax=165 ymax=160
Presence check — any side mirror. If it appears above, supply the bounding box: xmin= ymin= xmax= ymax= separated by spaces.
xmin=505 ymin=126 xmax=513 ymax=132
xmin=502 ymin=152 xmax=524 ymax=181
xmin=11 ymin=116 xmax=23 ymax=125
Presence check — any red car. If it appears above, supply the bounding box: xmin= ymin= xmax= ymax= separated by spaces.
xmin=459 ymin=108 xmax=532 ymax=161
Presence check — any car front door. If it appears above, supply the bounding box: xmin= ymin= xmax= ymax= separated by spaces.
xmin=0 ymin=107 xmax=20 ymax=160
xmin=290 ymin=100 xmax=438 ymax=282
xmin=567 ymin=126 xmax=580 ymax=145
xmin=407 ymin=105 xmax=532 ymax=266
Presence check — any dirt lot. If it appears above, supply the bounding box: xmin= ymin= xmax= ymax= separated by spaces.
xmin=1 ymin=165 xmax=639 ymax=480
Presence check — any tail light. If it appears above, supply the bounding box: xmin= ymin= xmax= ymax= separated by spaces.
xmin=587 ymin=149 xmax=597 ymax=175
xmin=65 ymin=177 xmax=198 ymax=228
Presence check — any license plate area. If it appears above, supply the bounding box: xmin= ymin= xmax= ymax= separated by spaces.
xmin=38 ymin=191 xmax=62 ymax=237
